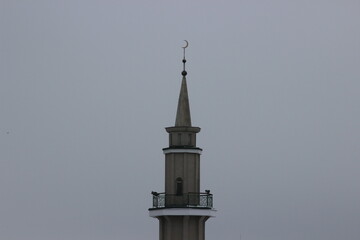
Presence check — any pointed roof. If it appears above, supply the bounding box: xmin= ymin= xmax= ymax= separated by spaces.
xmin=175 ymin=76 xmax=192 ymax=127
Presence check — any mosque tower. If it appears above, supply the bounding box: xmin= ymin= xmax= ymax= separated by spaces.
xmin=149 ymin=42 xmax=216 ymax=240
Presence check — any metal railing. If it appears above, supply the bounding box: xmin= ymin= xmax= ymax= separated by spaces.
xmin=151 ymin=192 xmax=213 ymax=209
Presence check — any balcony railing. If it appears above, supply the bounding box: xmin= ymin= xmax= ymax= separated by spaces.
xmin=151 ymin=192 xmax=213 ymax=209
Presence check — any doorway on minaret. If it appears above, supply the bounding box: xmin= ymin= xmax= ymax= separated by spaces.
xmin=176 ymin=177 xmax=183 ymax=196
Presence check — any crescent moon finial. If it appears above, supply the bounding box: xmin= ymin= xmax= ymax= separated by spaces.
xmin=181 ymin=40 xmax=188 ymax=77
xmin=182 ymin=40 xmax=189 ymax=49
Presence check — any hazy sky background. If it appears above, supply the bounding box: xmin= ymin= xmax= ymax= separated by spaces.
xmin=1 ymin=1 xmax=359 ymax=240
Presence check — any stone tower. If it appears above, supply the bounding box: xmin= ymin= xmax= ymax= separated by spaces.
xmin=149 ymin=44 xmax=216 ymax=240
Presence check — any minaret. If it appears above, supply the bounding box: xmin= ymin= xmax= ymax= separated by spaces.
xmin=149 ymin=42 xmax=216 ymax=240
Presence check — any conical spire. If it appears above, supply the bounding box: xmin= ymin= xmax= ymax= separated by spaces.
xmin=175 ymin=76 xmax=192 ymax=126
xmin=175 ymin=40 xmax=191 ymax=127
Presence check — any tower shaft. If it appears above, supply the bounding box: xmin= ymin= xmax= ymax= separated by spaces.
xmin=157 ymin=216 xmax=209 ymax=240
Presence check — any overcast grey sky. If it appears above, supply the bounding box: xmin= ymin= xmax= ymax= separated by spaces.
xmin=1 ymin=1 xmax=360 ymax=240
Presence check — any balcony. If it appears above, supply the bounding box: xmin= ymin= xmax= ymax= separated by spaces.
xmin=150 ymin=192 xmax=213 ymax=209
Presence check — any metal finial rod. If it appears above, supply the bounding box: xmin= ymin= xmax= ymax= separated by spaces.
xmin=183 ymin=48 xmax=186 ymax=67
xmin=182 ymin=40 xmax=188 ymax=76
